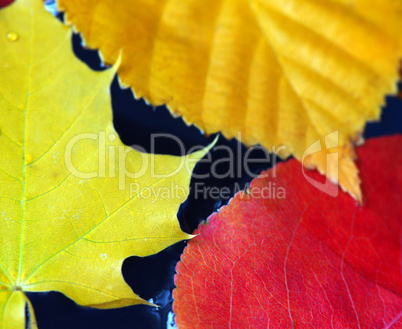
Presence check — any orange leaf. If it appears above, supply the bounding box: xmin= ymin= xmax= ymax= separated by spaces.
xmin=57 ymin=0 xmax=402 ymax=201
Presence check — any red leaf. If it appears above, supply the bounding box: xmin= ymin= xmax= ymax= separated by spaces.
xmin=174 ymin=135 xmax=402 ymax=329
xmin=0 ymin=0 xmax=14 ymax=9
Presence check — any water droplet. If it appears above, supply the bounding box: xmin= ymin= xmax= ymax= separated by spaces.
xmin=100 ymin=254 xmax=107 ymax=260
xmin=7 ymin=32 xmax=18 ymax=42
xmin=25 ymin=154 xmax=32 ymax=164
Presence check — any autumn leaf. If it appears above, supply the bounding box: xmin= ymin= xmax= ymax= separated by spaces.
xmin=174 ymin=135 xmax=402 ymax=329
xmin=0 ymin=0 xmax=211 ymax=327
xmin=55 ymin=0 xmax=402 ymax=201
xmin=0 ymin=0 xmax=13 ymax=8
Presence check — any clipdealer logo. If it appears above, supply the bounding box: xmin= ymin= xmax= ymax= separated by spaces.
xmin=301 ymin=131 xmax=339 ymax=197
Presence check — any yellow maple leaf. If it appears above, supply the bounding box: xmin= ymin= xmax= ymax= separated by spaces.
xmin=0 ymin=1 xmax=210 ymax=327
xmin=56 ymin=0 xmax=402 ymax=201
